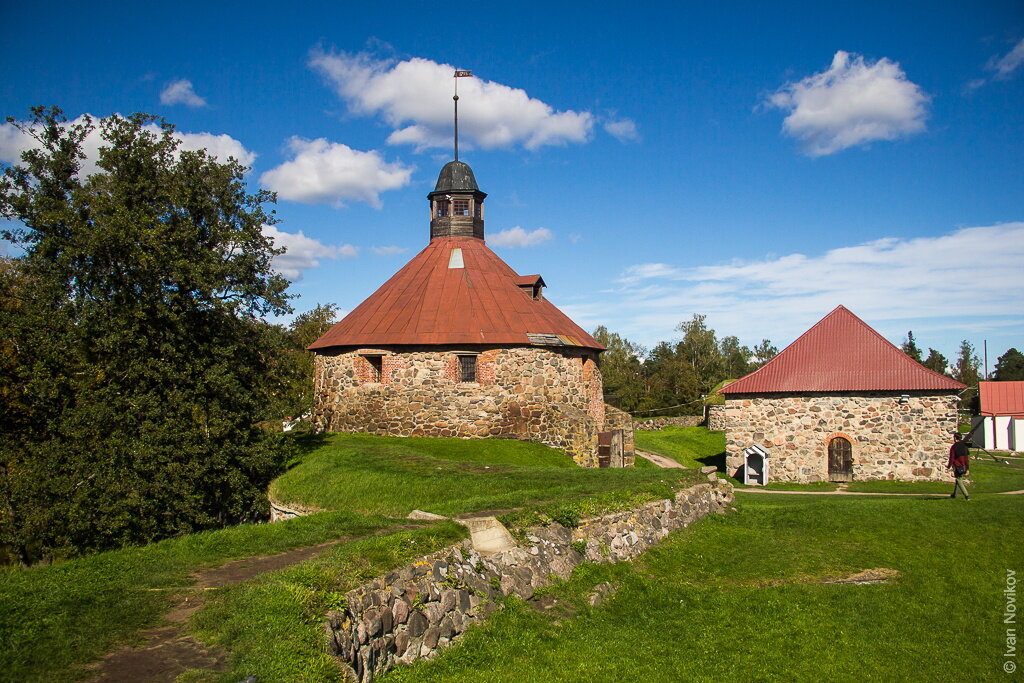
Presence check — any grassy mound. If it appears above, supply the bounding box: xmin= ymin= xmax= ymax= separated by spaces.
xmin=382 ymin=492 xmax=1024 ymax=682
xmin=270 ymin=433 xmax=703 ymax=519
xmin=635 ymin=426 xmax=726 ymax=469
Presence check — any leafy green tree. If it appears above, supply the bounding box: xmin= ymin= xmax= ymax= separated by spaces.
xmin=902 ymin=331 xmax=922 ymax=362
xmin=922 ymin=348 xmax=949 ymax=375
xmin=752 ymin=339 xmax=779 ymax=369
xmin=993 ymin=348 xmax=1024 ymax=381
xmin=0 ymin=107 xmax=292 ymax=562
xmin=719 ymin=335 xmax=752 ymax=379
xmin=592 ymin=326 xmax=648 ymax=412
xmin=281 ymin=303 xmax=339 ymax=418
xmin=952 ymin=340 xmax=981 ymax=412
xmin=675 ymin=314 xmax=723 ymax=398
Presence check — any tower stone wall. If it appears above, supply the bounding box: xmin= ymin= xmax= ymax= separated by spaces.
xmin=311 ymin=345 xmax=627 ymax=467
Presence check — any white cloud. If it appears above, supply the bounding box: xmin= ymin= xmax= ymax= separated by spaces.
xmin=262 ymin=224 xmax=357 ymax=281
xmin=767 ymin=51 xmax=929 ymax=156
xmin=260 ymin=137 xmax=412 ymax=207
xmin=371 ymin=245 xmax=408 ymax=255
xmin=309 ymin=49 xmax=594 ymax=151
xmin=582 ymin=222 xmax=1024 ymax=352
xmin=991 ymin=38 xmax=1024 ymax=79
xmin=488 ymin=226 xmax=553 ymax=248
xmin=0 ymin=113 xmax=255 ymax=175
xmin=969 ymin=38 xmax=1024 ymax=90
xmin=160 ymin=79 xmax=207 ymax=107
xmin=604 ymin=118 xmax=640 ymax=143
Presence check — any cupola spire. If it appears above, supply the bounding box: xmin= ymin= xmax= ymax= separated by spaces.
xmin=427 ymin=70 xmax=486 ymax=242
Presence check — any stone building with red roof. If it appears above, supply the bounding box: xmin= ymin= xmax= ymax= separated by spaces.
xmin=716 ymin=306 xmax=965 ymax=483
xmin=308 ymin=160 xmax=633 ymax=466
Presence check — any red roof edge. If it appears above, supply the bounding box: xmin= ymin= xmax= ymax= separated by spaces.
xmin=719 ymin=305 xmax=967 ymax=394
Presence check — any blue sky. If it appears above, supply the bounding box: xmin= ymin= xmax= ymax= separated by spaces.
xmin=2 ymin=1 xmax=1022 ymax=370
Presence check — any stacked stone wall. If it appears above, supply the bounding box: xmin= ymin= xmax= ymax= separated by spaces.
xmin=722 ymin=392 xmax=958 ymax=482
xmin=325 ymin=481 xmax=733 ymax=681
xmin=706 ymin=405 xmax=726 ymax=431
xmin=633 ymin=415 xmax=706 ymax=431
xmin=311 ymin=345 xmax=610 ymax=466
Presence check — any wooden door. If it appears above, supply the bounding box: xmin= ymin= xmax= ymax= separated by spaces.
xmin=828 ymin=437 xmax=853 ymax=482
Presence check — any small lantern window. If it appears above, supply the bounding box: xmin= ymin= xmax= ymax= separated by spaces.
xmin=453 ymin=198 xmax=469 ymax=216
xmin=436 ymin=200 xmax=449 ymax=217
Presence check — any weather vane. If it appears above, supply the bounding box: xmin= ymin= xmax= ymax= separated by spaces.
xmin=453 ymin=69 xmax=472 ymax=161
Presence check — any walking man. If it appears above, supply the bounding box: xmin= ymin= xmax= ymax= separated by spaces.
xmin=947 ymin=432 xmax=970 ymax=500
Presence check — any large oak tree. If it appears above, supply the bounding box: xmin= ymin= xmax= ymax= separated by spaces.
xmin=1 ymin=108 xmax=292 ymax=562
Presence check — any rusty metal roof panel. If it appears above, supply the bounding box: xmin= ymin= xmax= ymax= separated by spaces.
xmin=979 ymin=381 xmax=1024 ymax=416
xmin=309 ymin=237 xmax=604 ymax=351
xmin=719 ymin=306 xmax=966 ymax=394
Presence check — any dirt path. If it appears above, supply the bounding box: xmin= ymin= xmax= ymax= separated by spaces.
xmin=86 ymin=540 xmax=344 ymax=683
xmin=635 ymin=450 xmax=685 ymax=468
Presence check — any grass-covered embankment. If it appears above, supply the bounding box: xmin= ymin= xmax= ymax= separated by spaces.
xmin=186 ymin=523 xmax=468 ymax=682
xmin=0 ymin=510 xmax=397 ymax=682
xmin=634 ymin=426 xmax=725 ymax=469
xmin=383 ymin=491 xmax=1024 ymax=682
xmin=270 ymin=433 xmax=703 ymax=520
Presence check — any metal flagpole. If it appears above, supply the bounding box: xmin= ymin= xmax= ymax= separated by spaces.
xmin=453 ymin=70 xmax=472 ymax=162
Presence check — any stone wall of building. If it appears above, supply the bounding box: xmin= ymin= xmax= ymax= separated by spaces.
xmin=633 ymin=415 xmax=706 ymax=431
xmin=324 ymin=480 xmax=733 ymax=681
xmin=721 ymin=392 xmax=959 ymax=482
xmin=706 ymin=405 xmax=726 ymax=431
xmin=311 ymin=345 xmax=614 ymax=467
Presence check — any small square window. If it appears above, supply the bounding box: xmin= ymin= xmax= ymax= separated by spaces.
xmin=453 ymin=198 xmax=469 ymax=216
xmin=436 ymin=200 xmax=449 ymax=217
xmin=458 ymin=355 xmax=476 ymax=382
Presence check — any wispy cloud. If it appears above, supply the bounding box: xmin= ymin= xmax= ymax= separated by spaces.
xmin=262 ymin=225 xmax=357 ymax=281
xmin=159 ymin=79 xmax=207 ymax=107
xmin=309 ymin=48 xmax=593 ymax=151
xmin=967 ymin=38 xmax=1024 ymax=91
xmin=371 ymin=245 xmax=408 ymax=256
xmin=767 ymin=51 xmax=929 ymax=156
xmin=0 ymin=113 xmax=255 ymax=174
xmin=260 ymin=137 xmax=413 ymax=207
xmin=604 ymin=117 xmax=640 ymax=143
xmin=488 ymin=226 xmax=553 ymax=248
xmin=574 ymin=222 xmax=1024 ymax=350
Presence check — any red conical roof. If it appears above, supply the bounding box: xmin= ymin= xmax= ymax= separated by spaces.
xmin=309 ymin=237 xmax=603 ymax=351
xmin=720 ymin=306 xmax=965 ymax=393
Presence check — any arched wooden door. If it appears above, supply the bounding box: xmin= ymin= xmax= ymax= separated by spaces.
xmin=828 ymin=437 xmax=853 ymax=482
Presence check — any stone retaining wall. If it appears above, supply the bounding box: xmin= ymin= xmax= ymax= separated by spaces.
xmin=325 ymin=480 xmax=733 ymax=681
xmin=633 ymin=415 xmax=705 ymax=431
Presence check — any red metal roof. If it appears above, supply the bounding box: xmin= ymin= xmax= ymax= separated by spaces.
xmin=309 ymin=237 xmax=603 ymax=351
xmin=719 ymin=306 xmax=966 ymax=394
xmin=979 ymin=381 xmax=1024 ymax=416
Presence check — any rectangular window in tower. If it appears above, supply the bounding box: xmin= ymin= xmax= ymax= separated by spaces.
xmin=474 ymin=201 xmax=482 ymax=218
xmin=364 ymin=355 xmax=383 ymax=383
xmin=436 ymin=200 xmax=450 ymax=217
xmin=458 ymin=355 xmax=477 ymax=382
xmin=453 ymin=198 xmax=469 ymax=216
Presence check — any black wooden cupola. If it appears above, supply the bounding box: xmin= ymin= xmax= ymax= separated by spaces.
xmin=428 ymin=161 xmax=486 ymax=240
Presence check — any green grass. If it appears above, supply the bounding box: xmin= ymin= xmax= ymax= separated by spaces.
xmin=0 ymin=511 xmax=394 ymax=682
xmin=382 ymin=492 xmax=1024 ymax=682
xmin=634 ymin=426 xmax=726 ymax=469
xmin=186 ymin=523 xmax=468 ymax=683
xmin=270 ymin=433 xmax=703 ymax=520
xmin=847 ymin=454 xmax=1024 ymax=494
